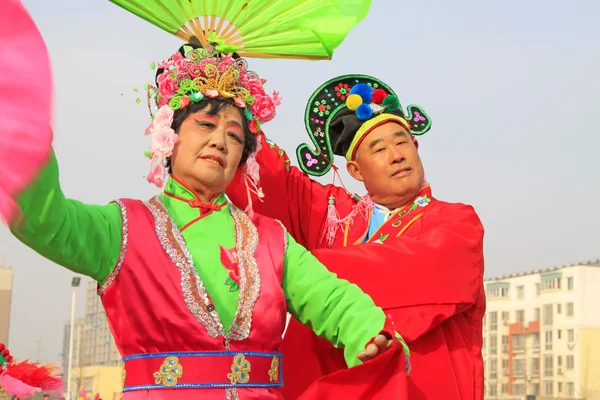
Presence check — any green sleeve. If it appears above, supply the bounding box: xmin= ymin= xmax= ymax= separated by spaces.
xmin=10 ymin=150 xmax=123 ymax=283
xmin=282 ymin=233 xmax=385 ymax=367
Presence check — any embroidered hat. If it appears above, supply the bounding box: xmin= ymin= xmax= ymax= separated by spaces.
xmin=296 ymin=74 xmax=431 ymax=176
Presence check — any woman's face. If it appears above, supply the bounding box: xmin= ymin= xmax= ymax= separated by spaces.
xmin=170 ymin=104 xmax=246 ymax=201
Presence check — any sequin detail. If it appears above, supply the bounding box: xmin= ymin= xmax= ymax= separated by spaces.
xmin=145 ymin=196 xmax=224 ymax=337
xmin=144 ymin=197 xmax=261 ymax=343
xmin=228 ymin=205 xmax=261 ymax=341
xmin=98 ymin=199 xmax=129 ymax=296
xmin=275 ymin=220 xmax=289 ymax=254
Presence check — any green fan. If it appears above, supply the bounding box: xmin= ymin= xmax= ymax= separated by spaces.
xmin=109 ymin=0 xmax=372 ymax=60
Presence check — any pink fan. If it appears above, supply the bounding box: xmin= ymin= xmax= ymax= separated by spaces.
xmin=0 ymin=0 xmax=54 ymax=227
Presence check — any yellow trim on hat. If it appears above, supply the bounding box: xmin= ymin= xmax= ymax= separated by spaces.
xmin=345 ymin=113 xmax=411 ymax=160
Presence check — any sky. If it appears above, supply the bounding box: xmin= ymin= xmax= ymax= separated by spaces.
xmin=0 ymin=0 xmax=598 ymax=365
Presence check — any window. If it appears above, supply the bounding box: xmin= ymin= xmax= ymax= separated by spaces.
xmin=502 ymin=335 xmax=509 ymax=353
xmin=502 ymin=359 xmax=509 ymax=375
xmin=543 ymin=304 xmax=553 ymax=325
xmin=516 ymin=309 xmax=525 ymax=322
xmin=534 ymin=307 xmax=541 ymax=321
xmin=567 ymin=355 xmax=575 ymax=369
xmin=490 ymin=360 xmax=497 ymax=380
xmin=566 ymin=302 xmax=574 ymax=317
xmin=568 ymin=329 xmax=575 ymax=342
xmin=544 ymin=381 xmax=554 ymax=396
xmin=517 ymin=285 xmax=525 ymax=299
xmin=532 ymin=332 xmax=540 ymax=348
xmin=513 ymin=334 xmax=524 ymax=351
xmin=489 ymin=385 xmax=497 ymax=396
xmin=490 ymin=334 xmax=498 ymax=353
xmin=502 ymin=383 xmax=508 ymax=394
xmin=513 ymin=383 xmax=525 ymax=396
xmin=558 ymin=382 xmax=563 ymax=393
xmin=482 ymin=337 xmax=486 ymax=352
xmin=486 ymin=285 xmax=510 ymax=298
xmin=531 ymin=357 xmax=540 ymax=376
xmin=558 ymin=329 xmax=562 ymax=339
xmin=536 ymin=282 xmax=540 ymax=295
xmin=544 ymin=355 xmax=554 ymax=377
xmin=557 ymin=355 xmax=563 ymax=366
xmin=513 ymin=359 xmax=525 ymax=376
xmin=501 ymin=311 xmax=509 ymax=322
xmin=567 ymin=382 xmax=575 ymax=397
xmin=530 ymin=383 xmax=540 ymax=396
xmin=541 ymin=277 xmax=561 ymax=291
xmin=490 ymin=312 xmax=498 ymax=331
xmin=567 ymin=277 xmax=574 ymax=291
xmin=557 ymin=303 xmax=562 ymax=314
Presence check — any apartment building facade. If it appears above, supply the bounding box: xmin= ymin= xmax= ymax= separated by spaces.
xmin=483 ymin=259 xmax=600 ymax=400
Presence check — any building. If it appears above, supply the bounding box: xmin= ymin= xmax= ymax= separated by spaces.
xmin=483 ymin=259 xmax=600 ymax=400
xmin=63 ymin=279 xmax=122 ymax=398
xmin=0 ymin=260 xmax=13 ymax=345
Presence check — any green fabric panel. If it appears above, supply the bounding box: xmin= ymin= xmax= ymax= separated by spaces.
xmin=282 ymin=233 xmax=385 ymax=367
xmin=161 ymin=178 xmax=238 ymax=332
xmin=10 ymin=151 xmax=122 ymax=283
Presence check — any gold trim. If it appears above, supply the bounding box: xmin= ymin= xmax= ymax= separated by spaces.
xmin=227 ymin=354 xmax=251 ymax=385
xmin=153 ymin=356 xmax=183 ymax=387
xmin=268 ymin=357 xmax=279 ymax=382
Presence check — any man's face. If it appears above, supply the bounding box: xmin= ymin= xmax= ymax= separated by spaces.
xmin=346 ymin=121 xmax=424 ymax=208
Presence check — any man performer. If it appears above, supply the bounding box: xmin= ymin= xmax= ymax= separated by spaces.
xmin=227 ymin=74 xmax=486 ymax=400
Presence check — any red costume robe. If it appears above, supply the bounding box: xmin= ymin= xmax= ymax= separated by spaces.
xmin=227 ymin=133 xmax=486 ymax=400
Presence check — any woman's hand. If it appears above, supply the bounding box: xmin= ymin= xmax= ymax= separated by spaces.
xmin=357 ymin=334 xmax=393 ymax=363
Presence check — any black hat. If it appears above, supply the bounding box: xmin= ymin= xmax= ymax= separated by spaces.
xmin=296 ymin=74 xmax=432 ymax=176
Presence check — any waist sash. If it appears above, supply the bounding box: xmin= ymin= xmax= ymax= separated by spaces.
xmin=122 ymin=351 xmax=283 ymax=392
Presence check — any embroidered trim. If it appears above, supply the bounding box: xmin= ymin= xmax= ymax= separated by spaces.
xmin=143 ymin=197 xmax=261 ymax=343
xmin=153 ymin=356 xmax=183 ymax=387
xmin=227 ymin=354 xmax=251 ymax=385
xmin=275 ymin=220 xmax=289 ymax=254
xmin=228 ymin=205 xmax=261 ymax=341
xmin=145 ymin=196 xmax=224 ymax=337
xmin=98 ymin=199 xmax=129 ymax=296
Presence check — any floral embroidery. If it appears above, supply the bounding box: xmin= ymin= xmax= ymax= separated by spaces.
xmin=268 ymin=357 xmax=280 ymax=382
xmin=153 ymin=356 xmax=183 ymax=387
xmin=415 ymin=195 xmax=431 ymax=207
xmin=145 ymin=196 xmax=224 ymax=338
xmin=144 ymin=197 xmax=260 ymax=343
xmin=313 ymin=99 xmax=331 ymax=117
xmin=334 ymin=82 xmax=350 ymax=100
xmin=372 ymin=233 xmax=389 ymax=244
xmin=228 ymin=205 xmax=261 ymax=341
xmin=220 ymin=245 xmax=240 ymax=292
xmin=227 ymin=354 xmax=251 ymax=385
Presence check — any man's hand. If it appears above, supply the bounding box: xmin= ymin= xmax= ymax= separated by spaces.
xmin=357 ymin=334 xmax=393 ymax=363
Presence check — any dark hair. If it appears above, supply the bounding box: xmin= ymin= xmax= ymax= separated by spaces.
xmin=165 ymin=98 xmax=257 ymax=174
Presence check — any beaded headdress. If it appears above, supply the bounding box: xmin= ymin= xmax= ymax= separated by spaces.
xmin=143 ymin=37 xmax=281 ymax=189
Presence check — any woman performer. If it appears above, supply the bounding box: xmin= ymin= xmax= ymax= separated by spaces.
xmin=0 ymin=2 xmax=406 ymax=399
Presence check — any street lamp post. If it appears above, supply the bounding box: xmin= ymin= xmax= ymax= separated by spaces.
xmin=66 ymin=277 xmax=81 ymax=400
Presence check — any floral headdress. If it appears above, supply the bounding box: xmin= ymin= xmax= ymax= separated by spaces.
xmin=143 ymin=37 xmax=281 ymax=191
